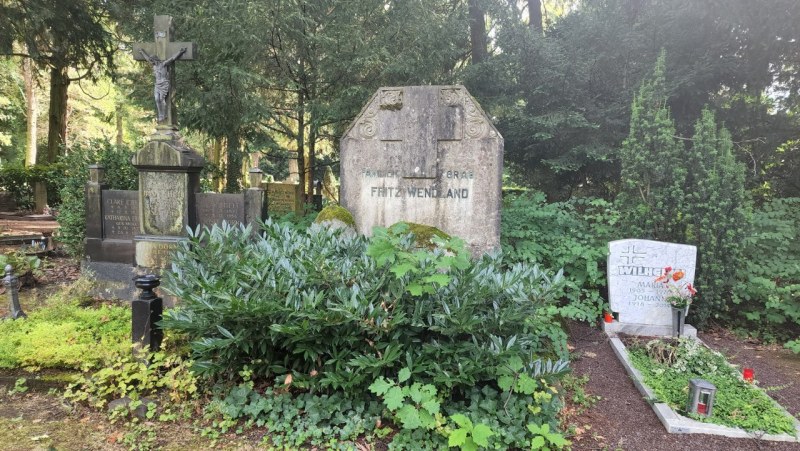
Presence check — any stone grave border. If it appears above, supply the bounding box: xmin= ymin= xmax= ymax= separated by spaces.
xmin=606 ymin=333 xmax=800 ymax=442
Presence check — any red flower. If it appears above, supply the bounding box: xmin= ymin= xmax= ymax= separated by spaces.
xmin=664 ymin=266 xmax=673 ymax=273
xmin=672 ymin=270 xmax=685 ymax=281
xmin=687 ymin=283 xmax=697 ymax=296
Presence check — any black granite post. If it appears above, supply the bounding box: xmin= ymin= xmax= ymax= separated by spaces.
xmin=3 ymin=264 xmax=26 ymax=319
xmin=132 ymin=274 xmax=163 ymax=353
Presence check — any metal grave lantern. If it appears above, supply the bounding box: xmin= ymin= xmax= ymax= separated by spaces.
xmin=687 ymin=378 xmax=716 ymax=417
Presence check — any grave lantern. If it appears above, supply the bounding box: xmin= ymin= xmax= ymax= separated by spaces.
xmin=687 ymin=378 xmax=716 ymax=417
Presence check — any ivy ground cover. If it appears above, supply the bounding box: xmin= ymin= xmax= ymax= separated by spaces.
xmin=626 ymin=338 xmax=797 ymax=435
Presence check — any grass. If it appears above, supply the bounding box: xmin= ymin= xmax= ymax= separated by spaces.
xmin=0 ymin=277 xmax=130 ymax=371
xmin=627 ymin=338 xmax=796 ymax=435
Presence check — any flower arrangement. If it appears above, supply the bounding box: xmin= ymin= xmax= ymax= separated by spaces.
xmin=654 ymin=266 xmax=697 ymax=309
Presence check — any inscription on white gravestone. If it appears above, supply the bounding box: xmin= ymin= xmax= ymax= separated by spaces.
xmin=608 ymin=239 xmax=697 ymax=326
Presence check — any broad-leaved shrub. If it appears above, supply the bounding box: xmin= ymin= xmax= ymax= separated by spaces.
xmin=501 ymin=192 xmax=618 ymax=321
xmin=162 ymin=220 xmax=567 ymax=396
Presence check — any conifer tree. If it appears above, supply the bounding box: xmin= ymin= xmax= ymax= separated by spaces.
xmin=618 ymin=51 xmax=686 ymax=242
xmin=685 ymin=108 xmax=749 ymax=326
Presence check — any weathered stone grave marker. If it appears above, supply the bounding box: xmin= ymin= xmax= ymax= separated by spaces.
xmin=266 ymin=182 xmax=304 ymax=217
xmin=605 ymin=238 xmax=698 ymax=337
xmin=340 ymin=85 xmax=503 ymax=255
xmin=84 ymin=16 xmax=265 ymax=302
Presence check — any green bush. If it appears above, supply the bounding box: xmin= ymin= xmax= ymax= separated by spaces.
xmin=54 ymin=139 xmax=137 ymax=257
xmin=0 ymin=163 xmax=63 ymax=209
xmin=733 ymin=197 xmax=800 ymax=345
xmin=0 ymin=291 xmax=130 ymax=370
xmin=162 ymin=220 xmax=567 ymax=393
xmin=501 ymin=192 xmax=618 ymax=321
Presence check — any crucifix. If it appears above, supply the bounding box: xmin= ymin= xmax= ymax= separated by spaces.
xmin=132 ymin=15 xmax=197 ymax=129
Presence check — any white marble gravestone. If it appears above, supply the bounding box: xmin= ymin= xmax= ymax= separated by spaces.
xmin=606 ymin=239 xmax=697 ymax=336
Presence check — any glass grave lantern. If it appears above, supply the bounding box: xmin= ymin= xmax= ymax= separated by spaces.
xmin=687 ymin=379 xmax=716 ymax=417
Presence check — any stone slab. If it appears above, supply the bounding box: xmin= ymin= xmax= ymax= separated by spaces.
xmin=340 ymin=85 xmax=503 ymax=255
xmin=602 ymin=320 xmax=697 ymax=338
xmin=139 ymin=171 xmax=190 ymax=236
xmin=266 ymin=182 xmax=303 ymax=217
xmin=608 ymin=239 xmax=697 ymax=326
xmin=135 ymin=235 xmax=182 ymax=270
xmin=85 ymin=237 xmax=135 ymax=265
xmin=196 ymin=193 xmax=245 ymax=228
xmin=82 ymin=260 xmax=137 ymax=301
xmin=608 ymin=336 xmax=800 ymax=441
xmin=102 ymin=190 xmax=139 ymax=240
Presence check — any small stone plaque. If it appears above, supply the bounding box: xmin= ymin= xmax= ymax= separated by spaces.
xmin=102 ymin=190 xmax=140 ymax=240
xmin=135 ymin=237 xmax=182 ymax=270
xmin=608 ymin=239 xmax=697 ymax=326
xmin=340 ymin=86 xmax=503 ymax=255
xmin=266 ymin=182 xmax=303 ymax=217
xmin=195 ymin=193 xmax=244 ymax=228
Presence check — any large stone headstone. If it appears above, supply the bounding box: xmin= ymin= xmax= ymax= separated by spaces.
xmin=133 ymin=139 xmax=204 ymax=271
xmin=607 ymin=239 xmax=697 ymax=334
xmin=340 ymin=85 xmax=503 ymax=255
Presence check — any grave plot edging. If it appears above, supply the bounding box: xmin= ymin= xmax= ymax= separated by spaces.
xmin=608 ymin=336 xmax=800 ymax=442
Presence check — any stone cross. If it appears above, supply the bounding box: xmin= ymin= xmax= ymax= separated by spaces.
xmin=132 ymin=15 xmax=197 ymax=129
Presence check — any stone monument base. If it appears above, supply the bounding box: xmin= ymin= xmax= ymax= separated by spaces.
xmin=603 ymin=320 xmax=697 ymax=339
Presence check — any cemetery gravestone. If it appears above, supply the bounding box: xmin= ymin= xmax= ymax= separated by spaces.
xmin=606 ymin=238 xmax=698 ymax=337
xmin=196 ymin=193 xmax=245 ymax=228
xmin=340 ymin=85 xmax=503 ymax=255
xmin=266 ymin=182 xmax=303 ymax=217
xmin=84 ymin=166 xmax=140 ymax=300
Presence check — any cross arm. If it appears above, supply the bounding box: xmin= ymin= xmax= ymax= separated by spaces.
xmin=132 ymin=42 xmax=198 ymax=61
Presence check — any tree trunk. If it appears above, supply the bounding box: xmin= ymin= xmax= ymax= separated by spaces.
xmin=46 ymin=65 xmax=70 ymax=163
xmin=224 ymin=133 xmax=242 ymax=192
xmin=528 ymin=0 xmax=543 ymax=34
xmin=468 ymin=0 xmax=487 ymax=64
xmin=212 ymin=137 xmax=223 ymax=191
xmin=23 ymin=57 xmax=37 ymax=167
xmin=296 ymin=91 xmax=306 ymax=203
xmin=115 ymin=101 xmax=124 ymax=147
xmin=307 ymin=124 xmax=317 ymax=200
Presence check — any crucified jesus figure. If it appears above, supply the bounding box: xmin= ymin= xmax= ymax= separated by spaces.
xmin=139 ymin=47 xmax=187 ymax=122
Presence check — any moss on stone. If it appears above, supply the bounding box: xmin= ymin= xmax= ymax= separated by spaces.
xmin=390 ymin=222 xmax=449 ymax=248
xmin=314 ymin=205 xmax=356 ymax=228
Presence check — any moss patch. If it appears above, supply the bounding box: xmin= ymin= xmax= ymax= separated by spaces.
xmin=314 ymin=205 xmax=356 ymax=227
xmin=389 ymin=222 xmax=450 ymax=248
